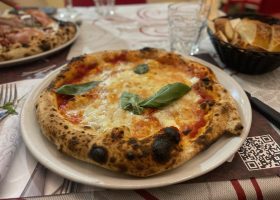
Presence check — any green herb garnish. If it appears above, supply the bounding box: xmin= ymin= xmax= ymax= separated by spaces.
xmin=55 ymin=81 xmax=101 ymax=95
xmin=134 ymin=64 xmax=149 ymax=74
xmin=0 ymin=102 xmax=17 ymax=115
xmin=139 ymin=83 xmax=191 ymax=108
xmin=120 ymin=83 xmax=191 ymax=115
xmin=120 ymin=92 xmax=144 ymax=115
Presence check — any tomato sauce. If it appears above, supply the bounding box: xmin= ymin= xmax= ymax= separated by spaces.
xmin=104 ymin=52 xmax=127 ymax=64
xmin=67 ymin=63 xmax=98 ymax=84
xmin=189 ymin=117 xmax=206 ymax=138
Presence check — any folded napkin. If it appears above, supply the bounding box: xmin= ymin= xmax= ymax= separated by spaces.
xmin=0 ymin=114 xmax=21 ymax=182
xmin=0 ymin=79 xmax=41 ymax=184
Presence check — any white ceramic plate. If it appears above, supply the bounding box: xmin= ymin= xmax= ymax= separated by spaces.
xmin=20 ymin=56 xmax=252 ymax=189
xmin=0 ymin=24 xmax=79 ymax=68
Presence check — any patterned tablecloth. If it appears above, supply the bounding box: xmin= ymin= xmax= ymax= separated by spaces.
xmin=0 ymin=3 xmax=280 ymax=200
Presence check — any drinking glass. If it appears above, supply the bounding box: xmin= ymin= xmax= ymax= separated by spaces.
xmin=190 ymin=0 xmax=210 ymax=55
xmin=94 ymin=0 xmax=115 ymax=17
xmin=168 ymin=1 xmax=206 ymax=55
xmin=56 ymin=0 xmax=79 ymax=22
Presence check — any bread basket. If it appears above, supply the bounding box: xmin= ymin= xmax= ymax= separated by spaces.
xmin=207 ymin=14 xmax=280 ymax=74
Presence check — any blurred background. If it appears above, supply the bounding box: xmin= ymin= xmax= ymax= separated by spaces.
xmin=0 ymin=0 xmax=279 ymax=18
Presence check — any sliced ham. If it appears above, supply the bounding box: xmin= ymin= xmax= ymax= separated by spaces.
xmin=0 ymin=17 xmax=24 ymax=28
xmin=6 ymin=28 xmax=44 ymax=44
xmin=26 ymin=9 xmax=53 ymax=26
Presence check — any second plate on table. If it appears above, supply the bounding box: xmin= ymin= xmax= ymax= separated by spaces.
xmin=0 ymin=24 xmax=80 ymax=68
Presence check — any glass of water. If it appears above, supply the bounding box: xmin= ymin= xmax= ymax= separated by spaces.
xmin=56 ymin=0 xmax=79 ymax=22
xmin=168 ymin=1 xmax=203 ymax=55
xmin=94 ymin=0 xmax=115 ymax=17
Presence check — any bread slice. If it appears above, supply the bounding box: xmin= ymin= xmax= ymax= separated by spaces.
xmin=235 ymin=19 xmax=271 ymax=50
xmin=230 ymin=18 xmax=241 ymax=29
xmin=269 ymin=24 xmax=280 ymax=52
xmin=231 ymin=31 xmax=248 ymax=48
xmin=216 ymin=30 xmax=229 ymax=43
xmin=208 ymin=20 xmax=216 ymax=34
xmin=214 ymin=18 xmax=235 ymax=41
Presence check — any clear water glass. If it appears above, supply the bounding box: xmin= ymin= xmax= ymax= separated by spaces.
xmin=56 ymin=0 xmax=79 ymax=22
xmin=168 ymin=1 xmax=202 ymax=55
xmin=190 ymin=1 xmax=210 ymax=55
xmin=94 ymin=0 xmax=115 ymax=17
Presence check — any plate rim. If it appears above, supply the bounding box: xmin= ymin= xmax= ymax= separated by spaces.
xmin=0 ymin=23 xmax=80 ymax=68
xmin=20 ymin=55 xmax=252 ymax=189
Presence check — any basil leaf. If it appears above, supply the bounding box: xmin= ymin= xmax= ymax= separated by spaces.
xmin=55 ymin=81 xmax=101 ymax=95
xmin=139 ymin=83 xmax=191 ymax=108
xmin=134 ymin=64 xmax=149 ymax=74
xmin=120 ymin=92 xmax=144 ymax=115
xmin=0 ymin=102 xmax=17 ymax=115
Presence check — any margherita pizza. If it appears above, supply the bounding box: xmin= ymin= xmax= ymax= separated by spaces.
xmin=0 ymin=9 xmax=76 ymax=61
xmin=36 ymin=48 xmax=243 ymax=177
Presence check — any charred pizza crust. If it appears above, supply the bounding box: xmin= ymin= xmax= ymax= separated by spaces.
xmin=36 ymin=48 xmax=243 ymax=177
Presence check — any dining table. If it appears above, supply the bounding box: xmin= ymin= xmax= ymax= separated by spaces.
xmin=0 ymin=3 xmax=280 ymax=200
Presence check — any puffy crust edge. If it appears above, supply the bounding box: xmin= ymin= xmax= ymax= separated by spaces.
xmin=35 ymin=48 xmax=243 ymax=177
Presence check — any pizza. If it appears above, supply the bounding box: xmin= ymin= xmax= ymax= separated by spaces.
xmin=0 ymin=9 xmax=77 ymax=61
xmin=35 ymin=48 xmax=243 ymax=177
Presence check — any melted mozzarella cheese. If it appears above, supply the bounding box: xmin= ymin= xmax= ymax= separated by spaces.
xmin=65 ymin=60 xmax=202 ymax=137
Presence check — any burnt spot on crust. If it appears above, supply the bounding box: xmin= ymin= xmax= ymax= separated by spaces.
xmin=163 ymin=127 xmax=180 ymax=144
xmin=152 ymin=127 xmax=180 ymax=164
xmin=128 ymin=138 xmax=139 ymax=149
xmin=200 ymin=100 xmax=215 ymax=110
xmin=221 ymin=105 xmax=229 ymax=114
xmin=138 ymin=146 xmax=150 ymax=158
xmin=182 ymin=128 xmax=192 ymax=135
xmin=205 ymin=127 xmax=213 ymax=134
xmin=202 ymin=77 xmax=211 ymax=85
xmin=201 ymin=77 xmax=214 ymax=90
xmin=68 ymin=136 xmax=79 ymax=151
xmin=111 ymin=127 xmax=124 ymax=141
xmin=140 ymin=47 xmax=155 ymax=53
xmin=195 ymin=135 xmax=211 ymax=147
xmin=125 ymin=152 xmax=135 ymax=160
xmin=139 ymin=47 xmax=158 ymax=59
xmin=234 ymin=123 xmax=243 ymax=131
xmin=56 ymin=74 xmax=66 ymax=79
xmin=152 ymin=137 xmax=173 ymax=163
xmin=223 ymin=130 xmax=234 ymax=135
xmin=69 ymin=54 xmax=86 ymax=64
xmin=88 ymin=145 xmax=108 ymax=164
xmin=83 ymin=126 xmax=92 ymax=130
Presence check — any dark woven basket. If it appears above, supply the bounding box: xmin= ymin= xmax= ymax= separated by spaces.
xmin=208 ymin=14 xmax=280 ymax=74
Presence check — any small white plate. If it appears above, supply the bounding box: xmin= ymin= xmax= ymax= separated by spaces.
xmin=0 ymin=25 xmax=80 ymax=68
xmin=20 ymin=56 xmax=252 ymax=189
